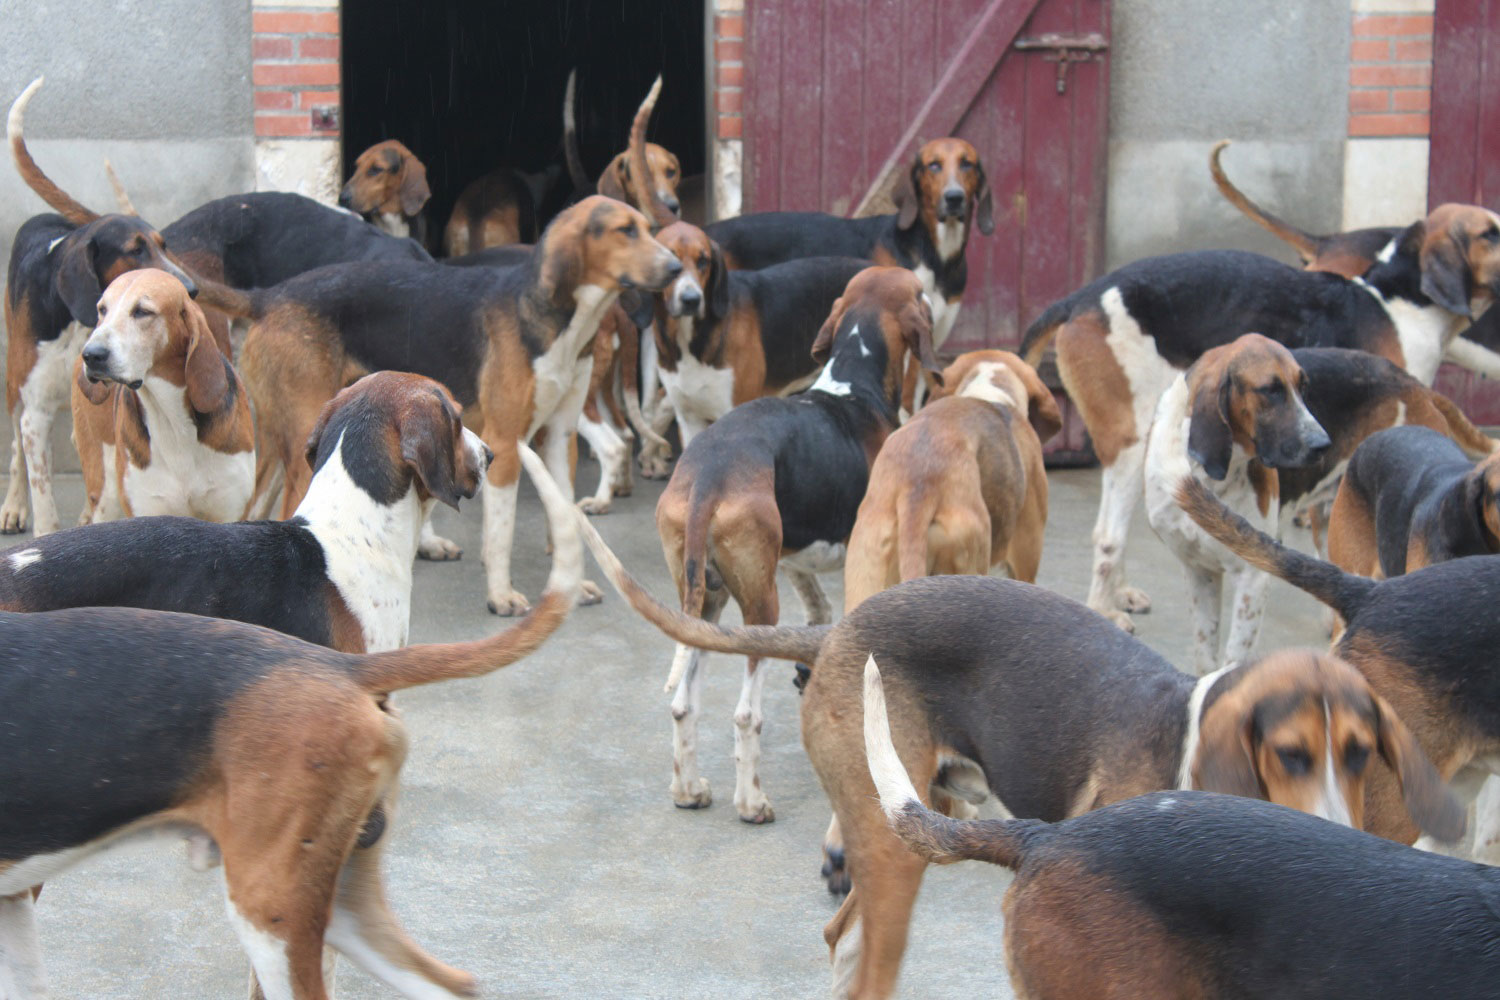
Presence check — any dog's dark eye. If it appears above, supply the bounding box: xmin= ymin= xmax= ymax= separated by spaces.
xmin=697 ymin=255 xmax=709 ymax=270
xmin=927 ymin=162 xmax=942 ymax=173
xmin=132 ymin=306 xmax=153 ymax=320
xmin=618 ymin=224 xmax=637 ymax=239
xmin=666 ymin=167 xmax=677 ymax=179
xmin=1276 ymin=747 xmax=1312 ymax=776
xmin=96 ymin=304 xmax=107 ymax=318
xmin=1484 ymin=227 xmax=1500 ymax=244
xmin=1344 ymin=741 xmax=1370 ymax=775
xmin=1257 ymin=382 xmax=1285 ymax=400
xmin=367 ymin=165 xmax=381 ymax=176
xmin=959 ymin=159 xmax=974 ymax=170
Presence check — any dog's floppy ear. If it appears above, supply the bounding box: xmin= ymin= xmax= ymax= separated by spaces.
xmin=1374 ymin=693 xmax=1465 ymax=842
xmin=974 ymin=163 xmax=995 ymax=236
xmin=1013 ymin=359 xmax=1061 ymax=443
xmin=1419 ymin=219 xmax=1474 ymax=318
xmin=74 ymin=355 xmax=112 ymax=406
xmin=1192 ymin=700 xmax=1263 ymax=800
xmin=810 ymin=295 xmax=848 ymax=366
xmin=900 ymin=296 xmax=943 ymax=385
xmin=1187 ymin=364 xmax=1235 ymax=481
xmin=401 ymin=395 xmax=465 ymax=510
xmin=305 ymin=399 xmax=338 ymax=470
xmin=707 ymin=239 xmax=731 ymax=320
xmin=618 ymin=288 xmax=654 ymax=331
xmin=597 ymin=153 xmax=630 ymax=202
xmin=537 ymin=224 xmax=583 ymax=303
xmin=894 ymin=160 xmax=921 ymax=231
xmin=56 ymin=236 xmax=104 ymax=326
xmin=398 ymin=152 xmax=431 ymax=218
xmin=182 ymin=302 xmax=230 ymax=414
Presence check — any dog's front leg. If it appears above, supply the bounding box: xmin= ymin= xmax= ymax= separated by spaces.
xmin=482 ymin=440 xmax=529 ymax=616
xmin=0 ymin=890 xmax=47 ymax=999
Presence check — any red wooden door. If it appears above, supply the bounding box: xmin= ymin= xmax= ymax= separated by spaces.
xmin=1428 ymin=0 xmax=1500 ymax=422
xmin=743 ymin=0 xmax=1111 ymax=459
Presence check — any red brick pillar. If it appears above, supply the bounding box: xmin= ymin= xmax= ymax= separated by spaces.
xmin=1342 ymin=2 xmax=1433 ymax=229
xmin=711 ymin=1 xmax=745 ymax=220
xmin=251 ymin=1 xmax=342 ymax=203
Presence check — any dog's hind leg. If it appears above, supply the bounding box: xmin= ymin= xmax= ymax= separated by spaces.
xmin=325 ymin=837 xmax=476 ymax=998
xmin=0 ymin=890 xmax=47 ymax=999
xmin=784 ymin=566 xmax=832 ymax=627
xmin=1087 ymin=439 xmax=1148 ymax=630
xmin=669 ymin=585 xmax=728 ymax=810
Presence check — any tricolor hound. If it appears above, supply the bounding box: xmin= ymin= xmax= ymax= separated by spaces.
xmin=1021 ymin=202 xmax=1500 ymax=630
xmin=0 ymin=442 xmax=577 ymax=1000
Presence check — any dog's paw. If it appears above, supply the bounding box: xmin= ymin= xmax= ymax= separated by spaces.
xmin=1116 ymin=586 xmax=1152 ymax=614
xmin=611 ymin=477 xmax=633 ymax=497
xmin=0 ymin=501 xmax=28 ymax=534
xmin=639 ymin=454 xmax=672 ymax=479
xmin=577 ymin=496 xmax=612 ymax=516
xmin=736 ymin=799 xmax=776 ymax=825
xmin=1102 ymin=608 xmax=1136 ymax=634
xmin=579 ymin=579 xmax=604 ymax=605
xmin=418 ymin=533 xmax=463 ymax=561
xmin=821 ymin=845 xmax=851 ymax=896
xmin=486 ymin=590 xmax=531 ymax=617
xmin=672 ymin=777 xmax=712 ymax=809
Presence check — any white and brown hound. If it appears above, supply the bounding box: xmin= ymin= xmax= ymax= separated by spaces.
xmin=69 ymin=269 xmax=254 ymax=524
xmin=863 ymin=671 xmax=1495 ymax=1000
xmin=338 ymin=139 xmax=432 ymax=243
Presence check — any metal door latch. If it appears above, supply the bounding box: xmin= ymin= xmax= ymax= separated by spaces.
xmin=1014 ymin=32 xmax=1108 ymax=94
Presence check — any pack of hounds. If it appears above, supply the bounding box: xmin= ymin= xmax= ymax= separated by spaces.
xmin=2 ymin=67 xmax=1500 ymax=999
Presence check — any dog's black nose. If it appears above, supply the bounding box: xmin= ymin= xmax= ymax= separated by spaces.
xmin=337 ymin=188 xmax=352 ymax=208
xmin=82 ymin=343 xmax=110 ymax=367
xmin=483 ymin=445 xmax=495 ymax=466
xmin=179 ymin=275 xmax=199 ymax=299
xmin=663 ymin=196 xmax=681 ymax=215
xmin=943 ymin=189 xmax=965 ymax=212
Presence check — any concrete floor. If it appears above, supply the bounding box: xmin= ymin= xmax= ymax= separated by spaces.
xmin=19 ymin=462 xmax=1330 ymax=999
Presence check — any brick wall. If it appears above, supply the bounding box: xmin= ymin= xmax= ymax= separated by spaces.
xmin=1348 ymin=11 xmax=1433 ymax=137
xmin=251 ymin=6 xmax=340 ymax=139
xmin=713 ymin=9 xmax=744 ymax=140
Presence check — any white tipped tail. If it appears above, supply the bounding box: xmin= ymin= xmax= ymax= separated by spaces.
xmin=863 ymin=655 xmax=922 ymax=820
xmin=7 ymin=77 xmax=42 ymax=144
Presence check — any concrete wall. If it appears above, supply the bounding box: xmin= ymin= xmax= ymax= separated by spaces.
xmin=1105 ymin=1 xmax=1350 ymax=268
xmin=0 ymin=0 xmax=254 ymax=475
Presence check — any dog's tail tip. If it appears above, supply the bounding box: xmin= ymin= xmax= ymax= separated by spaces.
xmin=863 ymin=655 xmax=923 ymax=820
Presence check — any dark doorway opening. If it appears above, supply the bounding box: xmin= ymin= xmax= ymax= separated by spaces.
xmin=342 ymin=0 xmax=706 ymax=251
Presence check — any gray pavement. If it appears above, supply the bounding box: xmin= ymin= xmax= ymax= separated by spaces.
xmin=20 ymin=462 xmax=1329 ymax=998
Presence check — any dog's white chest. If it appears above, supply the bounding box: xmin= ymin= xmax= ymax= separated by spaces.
xmin=298 ymin=435 xmax=420 ymax=652
xmin=912 ymin=264 xmax=959 ymax=348
xmin=660 ymin=318 xmax=735 ymax=422
xmin=529 ymin=284 xmax=613 ymax=436
xmin=780 ymin=540 xmax=847 ymax=574
xmin=1144 ymin=377 xmax=1273 ymax=571
xmin=1359 ymin=282 xmax=1464 ymax=386
xmin=28 ymin=321 xmax=90 ymax=411
xmin=123 ymin=377 xmax=254 ymax=521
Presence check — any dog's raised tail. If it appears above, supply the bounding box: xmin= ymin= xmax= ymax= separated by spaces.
xmin=570 ymin=506 xmax=828 ymax=686
xmin=1431 ymin=391 xmax=1498 ymax=458
xmin=1209 ymin=140 xmax=1319 ymax=263
xmin=627 ymin=75 xmax=675 ymax=228
xmin=352 ymin=445 xmax=582 ymax=693
xmin=562 ymin=69 xmax=591 ymax=194
xmin=1018 ymin=296 xmax=1075 ymax=366
xmin=9 ymin=78 xmax=99 ymax=225
xmin=1174 ymin=477 xmax=1375 ymax=621
xmin=864 ymin=655 xmax=1037 ymax=869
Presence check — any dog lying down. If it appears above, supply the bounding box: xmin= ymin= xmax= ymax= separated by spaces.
xmin=862 ymin=655 xmax=1500 ymax=1000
